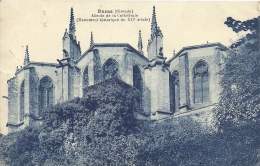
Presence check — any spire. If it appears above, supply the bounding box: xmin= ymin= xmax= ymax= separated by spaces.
xmin=151 ymin=6 xmax=158 ymax=35
xmin=138 ymin=30 xmax=143 ymax=53
xmin=90 ymin=31 xmax=94 ymax=46
xmin=23 ymin=45 xmax=30 ymax=65
xmin=69 ymin=7 xmax=76 ymax=38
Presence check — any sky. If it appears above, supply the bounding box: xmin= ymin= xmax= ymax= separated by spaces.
xmin=0 ymin=1 xmax=258 ymax=134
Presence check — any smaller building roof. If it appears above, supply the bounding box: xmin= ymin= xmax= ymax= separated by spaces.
xmin=77 ymin=43 xmax=148 ymax=63
xmin=15 ymin=61 xmax=59 ymax=75
xmin=167 ymin=42 xmax=229 ymax=63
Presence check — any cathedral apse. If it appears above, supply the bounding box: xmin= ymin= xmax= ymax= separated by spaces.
xmin=6 ymin=6 xmax=227 ymax=133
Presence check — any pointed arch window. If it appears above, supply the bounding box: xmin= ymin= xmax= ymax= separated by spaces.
xmin=39 ymin=76 xmax=53 ymax=112
xmin=20 ymin=81 xmax=25 ymax=122
xmin=83 ymin=66 xmax=89 ymax=88
xmin=103 ymin=59 xmax=119 ymax=80
xmin=193 ymin=61 xmax=209 ymax=104
xmin=169 ymin=71 xmax=180 ymax=113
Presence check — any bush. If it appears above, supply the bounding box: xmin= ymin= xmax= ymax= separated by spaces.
xmin=1 ymin=76 xmax=259 ymax=165
xmin=0 ymin=78 xmax=142 ymax=165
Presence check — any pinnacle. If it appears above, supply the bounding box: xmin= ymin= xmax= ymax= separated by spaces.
xmin=138 ymin=30 xmax=143 ymax=52
xmin=70 ymin=8 xmax=74 ymax=24
xmin=151 ymin=6 xmax=158 ymax=34
xmin=23 ymin=45 xmax=30 ymax=66
xmin=69 ymin=7 xmax=76 ymax=35
xmin=90 ymin=31 xmax=94 ymax=46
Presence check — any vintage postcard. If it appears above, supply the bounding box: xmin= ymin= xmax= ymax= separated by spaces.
xmin=0 ymin=1 xmax=259 ymax=165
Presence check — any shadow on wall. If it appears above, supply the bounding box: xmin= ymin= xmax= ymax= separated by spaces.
xmin=142 ymin=85 xmax=151 ymax=116
xmin=29 ymin=67 xmax=39 ymax=118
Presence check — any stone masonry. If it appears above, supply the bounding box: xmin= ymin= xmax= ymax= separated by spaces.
xmin=6 ymin=6 xmax=228 ymax=133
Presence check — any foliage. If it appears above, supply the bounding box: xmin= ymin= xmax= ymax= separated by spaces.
xmin=1 ymin=17 xmax=260 ymax=164
xmin=216 ymin=16 xmax=260 ymax=127
xmin=135 ymin=110 xmax=260 ymax=166
xmin=224 ymin=16 xmax=259 ymax=50
xmin=0 ymin=126 xmax=40 ymax=166
xmin=225 ymin=17 xmax=259 ymax=33
xmin=0 ymin=78 xmax=142 ymax=166
xmin=1 ymin=114 xmax=260 ymax=165
xmin=213 ymin=16 xmax=260 ymax=165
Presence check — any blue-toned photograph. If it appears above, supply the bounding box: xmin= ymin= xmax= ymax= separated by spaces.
xmin=0 ymin=2 xmax=259 ymax=165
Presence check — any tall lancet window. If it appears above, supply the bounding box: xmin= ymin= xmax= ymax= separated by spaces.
xmin=83 ymin=66 xmax=89 ymax=88
xmin=39 ymin=76 xmax=54 ymax=113
xmin=193 ymin=61 xmax=209 ymax=104
xmin=133 ymin=65 xmax=143 ymax=106
xmin=103 ymin=58 xmax=119 ymax=80
xmin=20 ymin=81 xmax=25 ymax=122
xmin=169 ymin=71 xmax=180 ymax=113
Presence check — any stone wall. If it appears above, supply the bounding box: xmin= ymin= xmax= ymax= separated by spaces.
xmin=29 ymin=68 xmax=39 ymax=117
xmin=93 ymin=49 xmax=102 ymax=84
xmin=187 ymin=46 xmax=221 ymax=109
xmin=178 ymin=53 xmax=190 ymax=113
xmin=147 ymin=34 xmax=163 ymax=59
xmin=144 ymin=57 xmax=171 ymax=120
xmin=7 ymin=63 xmax=58 ymax=132
xmin=168 ymin=44 xmax=223 ymax=116
xmin=131 ymin=52 xmax=148 ymax=114
xmin=7 ymin=43 xmax=225 ymax=132
xmin=7 ymin=77 xmax=18 ymax=127
xmin=77 ymin=45 xmax=148 ymax=89
xmin=72 ymin=67 xmax=81 ymax=98
xmin=157 ymin=105 xmax=218 ymax=134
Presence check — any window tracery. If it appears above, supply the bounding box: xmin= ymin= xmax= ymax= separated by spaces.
xmin=39 ymin=76 xmax=53 ymax=112
xmin=193 ymin=61 xmax=209 ymax=104
xmin=170 ymin=71 xmax=180 ymax=112
xmin=103 ymin=59 xmax=119 ymax=80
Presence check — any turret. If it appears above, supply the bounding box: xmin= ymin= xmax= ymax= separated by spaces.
xmin=144 ymin=6 xmax=170 ymax=119
xmin=62 ymin=8 xmax=81 ymax=60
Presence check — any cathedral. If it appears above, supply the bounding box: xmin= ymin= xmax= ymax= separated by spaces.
xmin=6 ymin=6 xmax=228 ymax=133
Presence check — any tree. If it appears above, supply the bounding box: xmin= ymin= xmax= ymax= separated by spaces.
xmin=224 ymin=16 xmax=259 ymax=51
xmin=216 ymin=16 xmax=260 ymax=126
